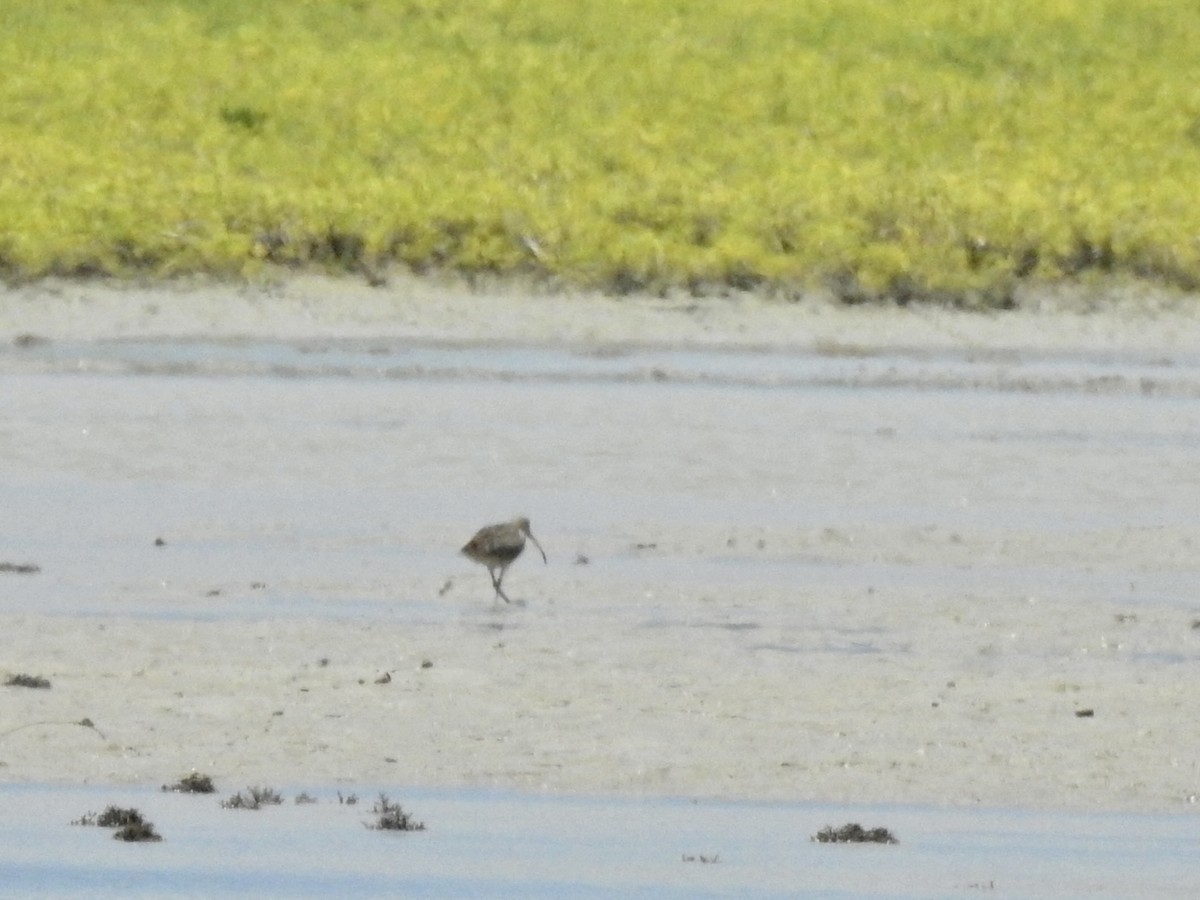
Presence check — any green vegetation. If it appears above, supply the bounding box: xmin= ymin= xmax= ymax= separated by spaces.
xmin=2 ymin=0 xmax=1198 ymax=305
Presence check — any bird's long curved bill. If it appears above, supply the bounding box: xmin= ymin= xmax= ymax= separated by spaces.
xmin=527 ymin=531 xmax=547 ymax=563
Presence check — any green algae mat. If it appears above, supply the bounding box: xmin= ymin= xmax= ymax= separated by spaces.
xmin=2 ymin=1 xmax=1197 ymax=305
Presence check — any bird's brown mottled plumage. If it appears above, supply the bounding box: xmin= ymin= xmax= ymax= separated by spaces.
xmin=460 ymin=517 xmax=547 ymax=604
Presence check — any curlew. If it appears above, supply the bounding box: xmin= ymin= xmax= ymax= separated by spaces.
xmin=460 ymin=517 xmax=547 ymax=604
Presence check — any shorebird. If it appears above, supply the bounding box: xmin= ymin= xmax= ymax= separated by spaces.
xmin=460 ymin=517 xmax=547 ymax=604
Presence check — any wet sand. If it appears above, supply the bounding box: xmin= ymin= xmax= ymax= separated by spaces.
xmin=2 ymin=275 xmax=1200 ymax=816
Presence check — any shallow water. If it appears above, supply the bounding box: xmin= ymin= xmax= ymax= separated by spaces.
xmin=2 ymin=783 xmax=1198 ymax=899
xmin=4 ymin=337 xmax=1199 ymax=623
xmin=10 ymin=333 xmax=1200 ymax=391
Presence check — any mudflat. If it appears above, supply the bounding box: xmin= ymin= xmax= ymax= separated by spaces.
xmin=2 ymin=276 xmax=1199 ymax=813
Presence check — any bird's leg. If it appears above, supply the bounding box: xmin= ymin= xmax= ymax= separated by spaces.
xmin=489 ymin=567 xmax=511 ymax=604
xmin=493 ymin=567 xmax=512 ymax=604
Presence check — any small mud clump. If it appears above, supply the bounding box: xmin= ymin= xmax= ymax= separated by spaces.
xmin=222 ymin=786 xmax=284 ymax=809
xmin=97 ymin=807 xmax=146 ymax=828
xmin=0 ymin=562 xmax=40 ymax=574
xmin=162 ymin=772 xmax=216 ymax=794
xmin=366 ymin=794 xmax=425 ymax=831
xmin=813 ymin=823 xmax=898 ymax=844
xmin=74 ymin=806 xmax=143 ymax=827
xmin=5 ymin=674 xmax=51 ymax=689
xmin=114 ymin=819 xmax=163 ymax=842
xmin=74 ymin=806 xmax=163 ymax=842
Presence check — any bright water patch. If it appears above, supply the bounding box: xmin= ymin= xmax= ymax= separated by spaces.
xmin=0 ymin=783 xmax=1198 ymax=899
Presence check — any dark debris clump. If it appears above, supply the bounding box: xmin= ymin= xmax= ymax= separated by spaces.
xmin=221 ymin=786 xmax=284 ymax=809
xmin=74 ymin=806 xmax=162 ymax=841
xmin=5 ymin=674 xmax=51 ymax=689
xmin=114 ymin=819 xmax=163 ymax=842
xmin=162 ymin=772 xmax=216 ymax=794
xmin=73 ymin=806 xmax=141 ymax=827
xmin=812 ymin=823 xmax=898 ymax=844
xmin=0 ymin=562 xmax=40 ymax=574
xmin=97 ymin=806 xmax=146 ymax=828
xmin=366 ymin=794 xmax=425 ymax=831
